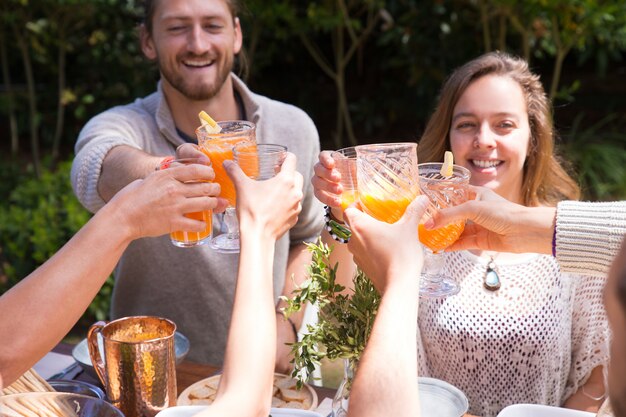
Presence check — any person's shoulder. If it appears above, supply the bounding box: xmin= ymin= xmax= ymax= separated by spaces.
xmin=83 ymin=92 xmax=160 ymax=130
xmin=257 ymin=94 xmax=315 ymax=126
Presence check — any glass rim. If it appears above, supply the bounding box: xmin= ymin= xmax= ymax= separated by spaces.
xmin=418 ymin=162 xmax=470 ymax=182
xmin=354 ymin=142 xmax=417 ymax=152
xmin=195 ymin=120 xmax=256 ymax=139
xmin=232 ymin=142 xmax=287 ymax=155
xmin=331 ymin=146 xmax=357 ymax=159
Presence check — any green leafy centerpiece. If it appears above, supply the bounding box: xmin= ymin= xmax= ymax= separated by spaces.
xmin=281 ymin=238 xmax=381 ymax=414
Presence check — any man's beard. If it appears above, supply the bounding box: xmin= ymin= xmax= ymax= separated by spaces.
xmin=158 ymin=53 xmax=233 ymax=101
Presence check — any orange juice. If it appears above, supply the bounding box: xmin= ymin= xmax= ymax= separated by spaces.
xmin=340 ymin=189 xmax=359 ymax=211
xmin=201 ymin=137 xmax=251 ymax=206
xmin=233 ymin=143 xmax=261 ymax=178
xmin=418 ymin=221 xmax=464 ymax=252
xmin=359 ymin=193 xmax=413 ymax=223
xmin=170 ymin=210 xmax=212 ymax=247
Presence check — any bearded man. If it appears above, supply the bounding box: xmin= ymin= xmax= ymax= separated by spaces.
xmin=71 ymin=0 xmax=322 ymax=371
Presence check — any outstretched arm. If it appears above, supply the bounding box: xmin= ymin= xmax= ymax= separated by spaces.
xmin=428 ymin=186 xmax=626 ymax=276
xmin=426 ymin=185 xmax=555 ymax=254
xmin=196 ymin=154 xmax=303 ymax=417
xmin=311 ymin=150 xmax=357 ymax=291
xmin=344 ymin=196 xmax=430 ymax=417
xmin=0 ymin=164 xmax=222 ymax=384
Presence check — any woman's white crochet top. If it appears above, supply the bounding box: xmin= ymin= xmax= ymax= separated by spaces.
xmin=417 ymin=250 xmax=610 ymax=417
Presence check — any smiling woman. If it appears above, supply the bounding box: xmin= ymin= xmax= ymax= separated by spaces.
xmin=309 ymin=51 xmax=609 ymax=417
xmin=409 ymin=52 xmax=607 ymax=417
xmin=418 ymin=51 xmax=580 ymax=207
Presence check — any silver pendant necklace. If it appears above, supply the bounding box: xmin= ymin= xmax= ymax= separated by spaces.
xmin=483 ymin=255 xmax=501 ymax=291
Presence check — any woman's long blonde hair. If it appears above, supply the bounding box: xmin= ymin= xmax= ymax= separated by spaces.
xmin=418 ymin=51 xmax=580 ymax=207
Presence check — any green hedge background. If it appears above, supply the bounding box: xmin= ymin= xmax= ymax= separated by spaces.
xmin=1 ymin=0 xmax=626 ymax=328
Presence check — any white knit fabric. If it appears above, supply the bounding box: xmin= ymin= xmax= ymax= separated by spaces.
xmin=417 ymin=250 xmax=610 ymax=417
xmin=556 ymin=200 xmax=626 ymax=277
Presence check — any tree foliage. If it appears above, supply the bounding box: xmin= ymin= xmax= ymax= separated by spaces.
xmin=0 ymin=0 xmax=625 ymax=328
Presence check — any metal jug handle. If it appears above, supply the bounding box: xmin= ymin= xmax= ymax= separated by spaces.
xmin=87 ymin=321 xmax=108 ymax=389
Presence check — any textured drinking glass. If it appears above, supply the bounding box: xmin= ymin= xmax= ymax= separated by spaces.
xmin=233 ymin=143 xmax=287 ymax=180
xmin=159 ymin=158 xmax=212 ymax=248
xmin=418 ymin=163 xmax=470 ymax=298
xmin=355 ymin=142 xmax=419 ymax=224
xmin=331 ymin=147 xmax=358 ymax=211
xmin=196 ymin=121 xmax=256 ymax=253
xmin=87 ymin=316 xmax=177 ymax=417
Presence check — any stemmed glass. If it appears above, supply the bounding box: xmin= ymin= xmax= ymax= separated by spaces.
xmin=417 ymin=162 xmax=470 ymax=298
xmin=355 ymin=142 xmax=420 ymax=227
xmin=196 ymin=120 xmax=256 ymax=253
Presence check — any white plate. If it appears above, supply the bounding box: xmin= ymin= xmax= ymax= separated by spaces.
xmin=497 ymin=404 xmax=595 ymax=417
xmin=177 ymin=373 xmax=318 ymax=410
xmin=156 ymin=406 xmax=322 ymax=417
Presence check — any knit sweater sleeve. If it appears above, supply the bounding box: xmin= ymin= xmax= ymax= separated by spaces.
xmin=71 ymin=107 xmax=150 ymax=213
xmin=555 ymin=200 xmax=626 ymax=276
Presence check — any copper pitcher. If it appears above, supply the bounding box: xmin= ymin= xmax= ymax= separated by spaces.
xmin=87 ymin=316 xmax=177 ymax=417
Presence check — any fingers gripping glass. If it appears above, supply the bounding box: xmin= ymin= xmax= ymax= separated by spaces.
xmin=158 ymin=158 xmax=213 ymax=248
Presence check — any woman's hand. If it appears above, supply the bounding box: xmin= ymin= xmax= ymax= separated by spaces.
xmin=311 ymin=150 xmax=343 ymax=208
xmin=425 ymin=185 xmax=555 ymax=254
xmin=225 ymin=152 xmax=303 ymax=241
xmin=344 ymin=196 xmax=430 ymax=293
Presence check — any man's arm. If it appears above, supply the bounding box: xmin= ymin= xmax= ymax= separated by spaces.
xmin=429 ymin=186 xmax=626 ymax=276
xmin=97 ymin=145 xmax=165 ymax=202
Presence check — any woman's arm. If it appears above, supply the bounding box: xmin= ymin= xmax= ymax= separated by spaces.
xmin=312 ymin=151 xmax=357 ymax=290
xmin=197 ymin=154 xmax=303 ymax=417
xmin=0 ymin=164 xmax=222 ymax=384
xmin=563 ymin=365 xmax=606 ymax=413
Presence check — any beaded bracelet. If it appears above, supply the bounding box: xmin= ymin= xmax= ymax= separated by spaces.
xmin=323 ymin=205 xmax=352 ymax=243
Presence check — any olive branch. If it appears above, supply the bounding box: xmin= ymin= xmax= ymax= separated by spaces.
xmin=281 ymin=238 xmax=381 ymax=388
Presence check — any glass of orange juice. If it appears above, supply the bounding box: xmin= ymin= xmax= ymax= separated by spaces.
xmin=355 ymin=142 xmax=420 ymax=224
xmin=196 ymin=120 xmax=256 ymax=253
xmin=418 ymin=162 xmax=470 ymax=298
xmin=158 ymin=158 xmax=213 ymax=248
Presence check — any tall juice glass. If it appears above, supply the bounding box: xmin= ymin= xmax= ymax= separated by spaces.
xmin=418 ymin=162 xmax=470 ymax=298
xmin=355 ymin=142 xmax=419 ymax=225
xmin=196 ymin=121 xmax=256 ymax=253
